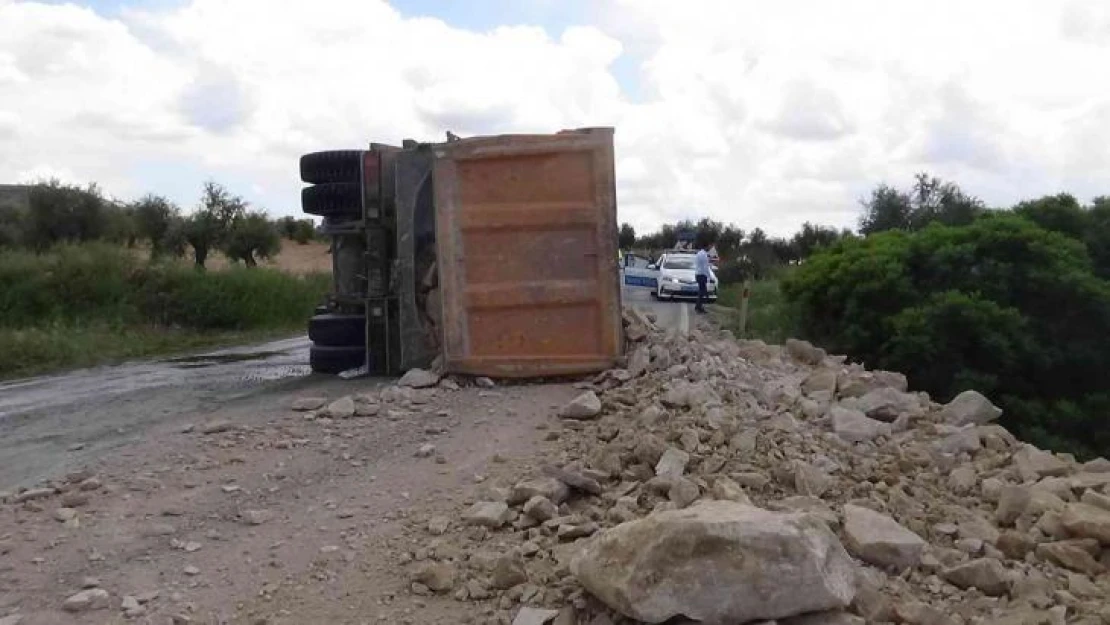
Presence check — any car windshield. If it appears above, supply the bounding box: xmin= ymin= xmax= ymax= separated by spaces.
xmin=663 ymin=258 xmax=694 ymax=270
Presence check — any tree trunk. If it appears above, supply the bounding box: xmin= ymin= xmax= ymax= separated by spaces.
xmin=194 ymin=245 xmax=208 ymax=269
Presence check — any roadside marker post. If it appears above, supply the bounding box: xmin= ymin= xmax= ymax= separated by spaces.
xmin=738 ymin=280 xmax=751 ymax=336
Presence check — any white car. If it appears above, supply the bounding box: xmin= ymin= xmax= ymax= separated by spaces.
xmin=652 ymin=253 xmax=718 ymax=301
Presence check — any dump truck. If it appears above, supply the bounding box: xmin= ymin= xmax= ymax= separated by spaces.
xmin=299 ymin=127 xmax=623 ymax=378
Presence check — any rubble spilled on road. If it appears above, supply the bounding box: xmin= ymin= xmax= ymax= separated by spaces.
xmin=383 ymin=309 xmax=1110 ymax=625
xmin=4 ymin=307 xmax=1110 ymax=625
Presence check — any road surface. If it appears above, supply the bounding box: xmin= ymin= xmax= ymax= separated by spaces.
xmin=621 ymin=280 xmax=691 ymax=335
xmin=0 ymin=283 xmax=690 ymax=491
xmin=0 ymin=337 xmax=359 ymax=490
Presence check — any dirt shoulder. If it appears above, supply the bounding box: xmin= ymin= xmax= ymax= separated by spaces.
xmin=0 ymin=373 xmax=580 ymax=624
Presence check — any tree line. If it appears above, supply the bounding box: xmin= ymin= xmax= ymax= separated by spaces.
xmin=0 ymin=179 xmax=319 ymax=268
xmin=619 ymin=218 xmax=854 ymax=282
xmin=621 ymin=173 xmax=1110 ymax=284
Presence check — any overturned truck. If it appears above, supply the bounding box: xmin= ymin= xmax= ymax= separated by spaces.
xmin=299 ymin=127 xmax=623 ymax=378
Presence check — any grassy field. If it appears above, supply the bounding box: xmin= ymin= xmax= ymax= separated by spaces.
xmin=716 ymin=279 xmax=801 ymax=345
xmin=0 ymin=243 xmax=330 ymax=379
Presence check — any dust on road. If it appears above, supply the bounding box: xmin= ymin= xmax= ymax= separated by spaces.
xmin=0 ymin=337 xmax=339 ymax=491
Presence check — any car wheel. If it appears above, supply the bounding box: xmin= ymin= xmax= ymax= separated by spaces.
xmin=300 ymin=150 xmax=364 ymax=184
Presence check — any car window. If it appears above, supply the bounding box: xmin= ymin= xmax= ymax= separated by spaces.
xmin=663 ymin=258 xmax=694 ymax=270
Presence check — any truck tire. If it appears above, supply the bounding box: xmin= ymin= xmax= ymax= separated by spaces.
xmin=302 ymin=183 xmax=361 ymax=218
xmin=309 ymin=344 xmax=366 ymax=374
xmin=300 ymin=150 xmax=363 ymax=184
xmin=308 ymin=313 xmax=365 ymax=347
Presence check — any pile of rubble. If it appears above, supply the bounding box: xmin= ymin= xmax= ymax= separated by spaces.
xmin=401 ymin=310 xmax=1110 ymax=625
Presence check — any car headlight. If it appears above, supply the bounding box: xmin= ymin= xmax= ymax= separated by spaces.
xmin=662 ymin=276 xmax=679 ymax=284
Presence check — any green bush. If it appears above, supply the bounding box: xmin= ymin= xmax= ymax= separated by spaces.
xmin=0 ymin=243 xmax=330 ymax=377
xmin=134 ymin=264 xmax=327 ymax=330
xmin=0 ymin=244 xmax=137 ymax=326
xmin=782 ymin=215 xmax=1110 ymax=457
xmin=717 ymin=279 xmax=800 ymax=345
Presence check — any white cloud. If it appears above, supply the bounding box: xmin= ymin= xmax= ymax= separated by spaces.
xmin=0 ymin=0 xmax=1108 ymax=235
xmin=605 ymin=0 xmax=1110 ymax=233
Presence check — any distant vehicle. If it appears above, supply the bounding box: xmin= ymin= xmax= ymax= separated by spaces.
xmin=652 ymin=253 xmax=718 ymax=302
xmin=659 ymin=246 xmax=719 ymax=269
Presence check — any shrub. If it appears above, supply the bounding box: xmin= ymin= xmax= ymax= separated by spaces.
xmin=783 ymin=215 xmax=1110 ymax=457
xmin=224 ymin=211 xmax=281 ymax=266
xmin=0 ymin=243 xmax=328 ymax=332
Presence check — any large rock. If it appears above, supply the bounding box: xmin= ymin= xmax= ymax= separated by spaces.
xmin=1035 ymin=541 xmax=1106 ymax=575
xmin=851 ymin=387 xmax=923 ymax=423
xmin=63 ymin=588 xmax=111 ymax=612
xmin=463 ymin=501 xmax=511 ymax=528
xmin=941 ymin=558 xmax=1010 ymax=596
xmin=1069 ymin=472 xmax=1110 ymax=491
xmin=785 ymin=339 xmax=827 ymax=365
xmin=325 ymin=396 xmax=355 ymax=419
xmin=1013 ymin=446 xmax=1072 ymax=480
xmin=654 ymin=447 xmax=690 ymax=478
xmin=291 ymin=396 xmax=326 ymax=411
xmin=938 ymin=390 xmax=1001 ymax=426
xmin=842 ymin=505 xmax=926 ymax=570
xmin=830 ymin=406 xmax=891 ymax=443
xmin=801 ymin=369 xmax=838 ymax=398
xmin=1081 ymin=490 xmax=1110 ymax=511
xmin=995 ymin=485 xmax=1032 ymax=525
xmin=1082 ymin=457 xmax=1110 ymax=473
xmin=412 ymin=562 xmax=456 ymax=593
xmin=570 ymin=501 xmax=857 ymax=624
xmin=509 ymin=478 xmax=570 ymax=505
xmin=837 ymin=369 xmax=908 ymax=398
xmin=397 ymin=368 xmax=441 ymax=388
xmin=662 ymin=381 xmax=718 ymax=409
xmin=934 ymin=428 xmax=981 ymax=455
xmin=794 ymin=462 xmax=833 ymax=498
xmin=1060 ymin=503 xmax=1110 ymax=544
xmin=559 ymin=392 xmax=602 ymax=420
xmin=996 ymin=531 xmax=1036 ymax=560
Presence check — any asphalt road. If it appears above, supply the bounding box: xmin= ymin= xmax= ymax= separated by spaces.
xmin=0 ymin=337 xmax=351 ymax=490
xmin=621 ymin=281 xmax=691 ymax=335
xmin=0 ymin=282 xmax=691 ymax=490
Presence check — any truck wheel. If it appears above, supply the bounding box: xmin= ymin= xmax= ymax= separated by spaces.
xmin=308 ymin=314 xmax=365 ymax=347
xmin=309 ymin=344 xmax=366 ymax=374
xmin=300 ymin=150 xmax=363 ymax=184
xmin=302 ymin=183 xmax=361 ymax=217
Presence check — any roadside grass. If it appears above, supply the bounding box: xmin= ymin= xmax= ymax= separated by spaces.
xmin=716 ymin=279 xmax=801 ymax=345
xmin=0 ymin=243 xmax=330 ymax=379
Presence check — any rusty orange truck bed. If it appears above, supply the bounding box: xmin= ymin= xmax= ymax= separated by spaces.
xmin=299 ymin=128 xmax=623 ymax=378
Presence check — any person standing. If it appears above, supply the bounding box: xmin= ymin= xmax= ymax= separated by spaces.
xmin=694 ymin=239 xmax=712 ymax=314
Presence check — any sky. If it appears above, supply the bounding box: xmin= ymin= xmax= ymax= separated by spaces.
xmin=1 ymin=0 xmax=1109 ymax=236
